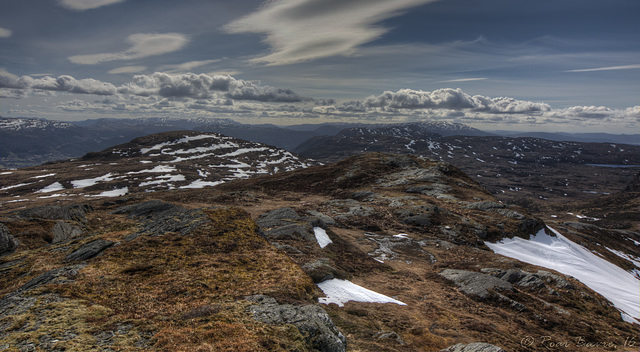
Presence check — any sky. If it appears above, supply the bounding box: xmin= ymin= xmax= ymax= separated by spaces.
xmin=0 ymin=0 xmax=638 ymax=133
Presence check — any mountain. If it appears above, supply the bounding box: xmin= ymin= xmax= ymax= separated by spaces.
xmin=0 ymin=117 xmax=324 ymax=168
xmin=490 ymin=130 xmax=640 ymax=145
xmin=0 ymin=146 xmax=638 ymax=351
xmin=0 ymin=130 xmax=317 ymax=199
xmin=294 ymin=129 xmax=640 ymax=209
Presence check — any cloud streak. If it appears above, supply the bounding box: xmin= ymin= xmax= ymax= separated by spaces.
xmin=68 ymin=33 xmax=188 ymax=65
xmin=58 ymin=0 xmax=125 ymax=11
xmin=566 ymin=64 xmax=640 ymax=72
xmin=224 ymin=0 xmax=439 ymax=65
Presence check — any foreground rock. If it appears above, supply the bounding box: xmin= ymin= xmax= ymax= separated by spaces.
xmin=246 ymin=295 xmax=347 ymax=352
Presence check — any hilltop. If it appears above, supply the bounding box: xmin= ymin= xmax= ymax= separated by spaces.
xmin=1 ymin=136 xmax=638 ymax=351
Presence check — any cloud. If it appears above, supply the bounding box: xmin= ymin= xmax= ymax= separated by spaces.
xmin=158 ymin=60 xmax=220 ymax=73
xmin=440 ymin=78 xmax=487 ymax=83
xmin=0 ymin=71 xmax=117 ymax=95
xmin=68 ymin=33 xmax=188 ymax=65
xmin=0 ymin=27 xmax=12 ymax=38
xmin=118 ymin=72 xmax=306 ymax=102
xmin=108 ymin=66 xmax=147 ymax=74
xmin=1 ymin=70 xmax=305 ymax=102
xmin=566 ymin=64 xmax=640 ymax=72
xmin=58 ymin=0 xmax=125 ymax=11
xmin=345 ymin=88 xmax=551 ymax=113
xmin=224 ymin=0 xmax=439 ymax=65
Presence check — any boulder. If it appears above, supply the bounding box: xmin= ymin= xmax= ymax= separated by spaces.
xmin=17 ymin=204 xmax=92 ymax=222
xmin=439 ymin=269 xmax=513 ymax=299
xmin=263 ymin=223 xmax=315 ymax=242
xmin=246 ymin=295 xmax=347 ymax=352
xmin=0 ymin=223 xmax=19 ymax=255
xmin=440 ymin=342 xmax=508 ymax=352
xmin=256 ymin=207 xmax=300 ymax=228
xmin=112 ymin=200 xmax=209 ymax=237
xmin=51 ymin=221 xmax=83 ymax=244
xmin=65 ymin=239 xmax=114 ymax=262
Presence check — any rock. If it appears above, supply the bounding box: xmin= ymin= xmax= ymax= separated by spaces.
xmin=51 ymin=221 xmax=83 ymax=243
xmin=440 ymin=342 xmax=508 ymax=352
xmin=256 ymin=207 xmax=300 ymax=228
xmin=264 ymin=223 xmax=316 ymax=242
xmin=113 ymin=200 xmax=209 ymax=236
xmin=464 ymin=201 xmax=505 ymax=211
xmin=112 ymin=200 xmax=179 ymax=218
xmin=307 ymin=210 xmax=336 ymax=226
xmin=439 ymin=269 xmax=513 ymax=299
xmin=374 ymin=331 xmax=405 ymax=345
xmin=246 ymin=295 xmax=347 ymax=352
xmin=350 ymin=191 xmax=379 ymax=201
xmin=302 ymin=259 xmax=343 ymax=283
xmin=0 ymin=223 xmax=19 ymax=255
xmin=402 ymin=214 xmax=432 ymax=227
xmin=65 ymin=239 xmax=114 ymax=262
xmin=17 ymin=204 xmax=92 ymax=222
xmin=12 ymin=264 xmax=87 ymax=296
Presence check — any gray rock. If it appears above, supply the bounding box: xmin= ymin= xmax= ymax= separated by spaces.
xmin=402 ymin=214 xmax=432 ymax=227
xmin=51 ymin=221 xmax=83 ymax=243
xmin=256 ymin=207 xmax=301 ymax=228
xmin=464 ymin=201 xmax=505 ymax=211
xmin=0 ymin=223 xmax=19 ymax=255
xmin=7 ymin=264 xmax=86 ymax=298
xmin=113 ymin=201 xmax=209 ymax=236
xmin=65 ymin=239 xmax=114 ymax=262
xmin=439 ymin=269 xmax=513 ymax=299
xmin=264 ymin=223 xmax=315 ymax=242
xmin=246 ymin=295 xmax=347 ymax=352
xmin=17 ymin=204 xmax=92 ymax=222
xmin=112 ymin=200 xmax=179 ymax=218
xmin=302 ymin=259 xmax=342 ymax=283
xmin=350 ymin=191 xmax=379 ymax=201
xmin=306 ymin=210 xmax=336 ymax=226
xmin=440 ymin=342 xmax=508 ymax=352
xmin=374 ymin=331 xmax=405 ymax=345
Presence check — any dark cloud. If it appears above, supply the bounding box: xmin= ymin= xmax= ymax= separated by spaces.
xmin=0 ymin=71 xmax=118 ymax=95
xmin=118 ymin=72 xmax=305 ymax=102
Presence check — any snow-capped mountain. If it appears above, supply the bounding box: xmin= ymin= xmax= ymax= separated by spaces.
xmin=0 ymin=131 xmax=317 ymax=199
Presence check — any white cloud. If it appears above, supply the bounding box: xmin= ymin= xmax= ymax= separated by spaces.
xmin=440 ymin=78 xmax=487 ymax=83
xmin=0 ymin=71 xmax=117 ymax=95
xmin=566 ymin=64 xmax=640 ymax=73
xmin=345 ymin=88 xmax=551 ymax=114
xmin=0 ymin=27 xmax=12 ymax=38
xmin=108 ymin=66 xmax=147 ymax=74
xmin=158 ymin=60 xmax=220 ymax=73
xmin=68 ymin=33 xmax=188 ymax=65
xmin=58 ymin=0 xmax=125 ymax=11
xmin=225 ymin=0 xmax=439 ymax=65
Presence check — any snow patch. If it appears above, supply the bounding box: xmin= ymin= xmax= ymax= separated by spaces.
xmin=37 ymin=182 xmax=65 ymax=193
xmin=486 ymin=227 xmax=640 ymax=323
xmin=317 ymin=279 xmax=406 ymax=307
xmin=71 ymin=173 xmax=115 ymax=188
xmin=313 ymin=227 xmax=333 ymax=248
xmin=92 ymin=187 xmax=129 ymax=197
xmin=179 ymin=180 xmax=225 ymax=189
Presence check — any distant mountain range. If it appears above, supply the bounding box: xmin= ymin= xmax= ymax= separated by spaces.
xmin=1 ymin=116 xmax=638 ymax=169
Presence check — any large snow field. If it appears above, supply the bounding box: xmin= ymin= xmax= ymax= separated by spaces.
xmin=486 ymin=227 xmax=640 ymax=323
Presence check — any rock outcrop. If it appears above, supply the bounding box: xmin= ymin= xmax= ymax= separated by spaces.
xmin=246 ymin=295 xmax=347 ymax=352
